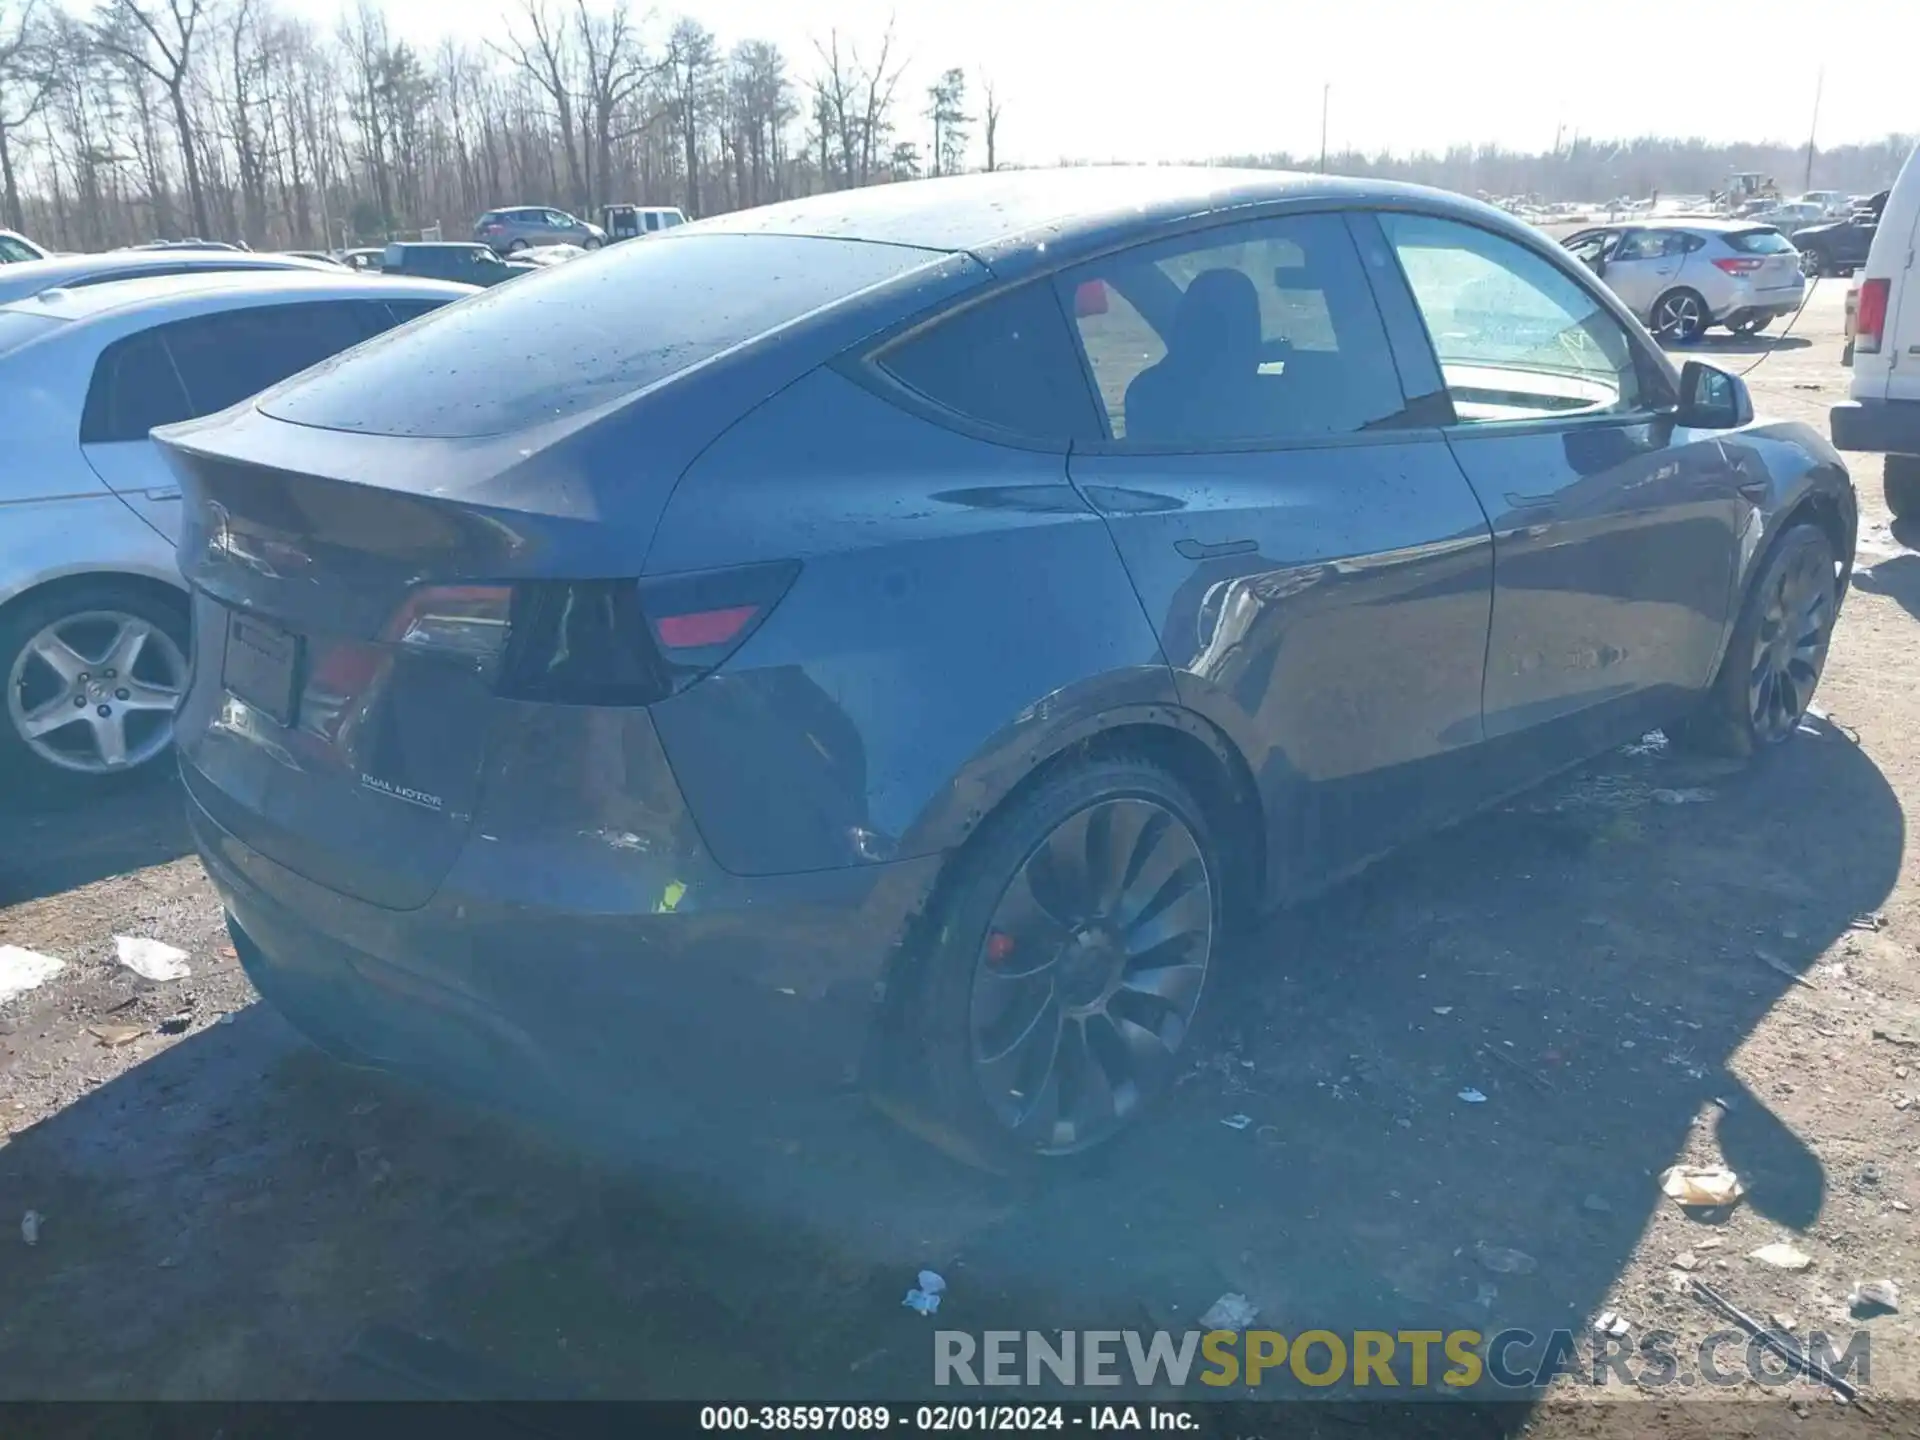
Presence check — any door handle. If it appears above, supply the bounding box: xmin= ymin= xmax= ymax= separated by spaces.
xmin=1175 ymin=538 xmax=1257 ymax=560
xmin=145 ymin=488 xmax=182 ymax=502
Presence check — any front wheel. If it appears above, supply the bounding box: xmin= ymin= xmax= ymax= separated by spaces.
xmin=913 ymin=757 xmax=1222 ymax=1170
xmin=1800 ymin=248 xmax=1828 ymax=279
xmin=581 ymin=236 xmax=602 ymax=250
xmin=1651 ymin=288 xmax=1710 ymax=345
xmin=1886 ymin=455 xmax=1920 ymax=522
xmin=1 ymin=581 xmax=190 ymax=790
xmin=1675 ymin=523 xmax=1839 ymax=757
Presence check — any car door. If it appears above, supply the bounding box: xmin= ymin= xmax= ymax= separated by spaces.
xmin=1599 ymin=228 xmax=1683 ymax=319
xmin=1059 ymin=209 xmax=1496 ymax=898
xmin=1376 ymin=210 xmax=1746 ymax=779
xmin=82 ymin=301 xmax=395 ymax=544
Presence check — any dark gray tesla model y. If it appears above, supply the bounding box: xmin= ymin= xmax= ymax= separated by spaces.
xmin=156 ymin=167 xmax=1855 ymax=1169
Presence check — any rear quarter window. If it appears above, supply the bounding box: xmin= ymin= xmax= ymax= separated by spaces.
xmin=873 ymin=282 xmax=1102 ymax=444
xmin=259 ymin=235 xmax=945 ymax=438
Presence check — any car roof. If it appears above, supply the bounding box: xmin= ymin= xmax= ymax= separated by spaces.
xmin=0 ymin=269 xmax=473 ymax=324
xmin=690 ymin=165 xmax=1496 ymax=259
xmin=390 ymin=241 xmax=487 ymax=251
xmin=0 ymin=249 xmax=338 ymax=302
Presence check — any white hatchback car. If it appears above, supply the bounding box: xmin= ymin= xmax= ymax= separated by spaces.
xmin=1561 ymin=220 xmax=1806 ymax=343
xmin=0 ymin=270 xmax=473 ymax=788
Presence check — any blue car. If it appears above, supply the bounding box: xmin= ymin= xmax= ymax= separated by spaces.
xmin=154 ymin=168 xmax=1856 ymax=1169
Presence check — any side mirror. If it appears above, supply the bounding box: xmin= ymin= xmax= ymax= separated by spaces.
xmin=1073 ymin=279 xmax=1110 ymax=318
xmin=1676 ymin=360 xmax=1753 ymax=429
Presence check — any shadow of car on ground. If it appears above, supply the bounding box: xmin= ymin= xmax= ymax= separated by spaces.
xmin=0 ymin=719 xmax=1901 ymax=1413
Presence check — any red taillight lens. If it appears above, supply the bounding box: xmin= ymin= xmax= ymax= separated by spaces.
xmin=1712 ymin=256 xmax=1763 ymax=275
xmin=383 ymin=584 xmax=514 ymax=659
xmin=655 ymin=605 xmax=758 ymax=649
xmin=1855 ymin=277 xmax=1890 ymax=354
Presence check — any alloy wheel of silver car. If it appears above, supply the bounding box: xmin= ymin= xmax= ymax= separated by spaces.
xmin=1653 ymin=290 xmax=1706 ymax=343
xmin=1747 ymin=541 xmax=1836 ymax=746
xmin=969 ymin=796 xmax=1213 ymax=1156
xmin=6 ymin=610 xmax=187 ymax=774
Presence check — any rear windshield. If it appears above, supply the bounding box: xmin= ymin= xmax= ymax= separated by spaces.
xmin=1727 ymin=229 xmax=1796 ymax=255
xmin=0 ymin=309 xmax=64 ymax=357
xmin=260 ymin=234 xmax=941 ymax=438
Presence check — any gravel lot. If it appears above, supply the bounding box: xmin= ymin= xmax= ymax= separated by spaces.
xmin=3 ymin=278 xmax=1918 ymax=1425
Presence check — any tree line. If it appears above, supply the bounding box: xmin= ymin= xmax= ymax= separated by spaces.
xmin=0 ymin=0 xmax=1911 ymax=256
xmin=0 ymin=0 xmax=1001 ymax=252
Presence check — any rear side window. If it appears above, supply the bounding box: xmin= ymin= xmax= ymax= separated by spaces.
xmin=1058 ymin=211 xmax=1408 ymax=445
xmin=80 ymin=331 xmax=192 ymax=442
xmin=259 ymin=234 xmax=945 ymax=438
xmin=874 ymin=282 xmax=1102 ymax=444
xmin=0 ymin=235 xmax=40 ymax=262
xmin=1727 ymin=229 xmax=1795 ymax=255
xmin=161 ymin=301 xmax=389 ymax=416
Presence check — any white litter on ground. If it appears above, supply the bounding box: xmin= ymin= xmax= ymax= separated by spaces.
xmin=0 ymin=946 xmax=64 ymax=1006
xmin=113 ymin=936 xmax=191 ymax=983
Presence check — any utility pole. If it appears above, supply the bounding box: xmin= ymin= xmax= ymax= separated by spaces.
xmin=1803 ymin=65 xmax=1823 ymax=192
xmin=1319 ymin=84 xmax=1330 ymax=173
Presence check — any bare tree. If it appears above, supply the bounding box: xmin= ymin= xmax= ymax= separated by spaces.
xmin=91 ymin=0 xmax=210 ymax=236
xmin=494 ymin=0 xmax=583 ymax=207
xmin=573 ymin=0 xmax=653 ymax=209
xmin=852 ymin=18 xmax=903 ymax=187
xmin=665 ymin=17 xmax=714 ymax=216
xmin=0 ymin=0 xmax=54 ymax=230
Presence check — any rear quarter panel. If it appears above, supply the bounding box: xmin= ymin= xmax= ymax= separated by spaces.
xmin=642 ymin=366 xmax=1176 ymax=877
xmin=0 ymin=341 xmax=185 ymax=610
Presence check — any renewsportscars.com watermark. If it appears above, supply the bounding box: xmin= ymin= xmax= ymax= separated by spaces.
xmin=933 ymin=1327 xmax=1872 ymax=1391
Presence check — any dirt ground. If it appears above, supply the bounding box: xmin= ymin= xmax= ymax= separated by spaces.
xmin=4 ymin=279 xmax=1919 ymax=1430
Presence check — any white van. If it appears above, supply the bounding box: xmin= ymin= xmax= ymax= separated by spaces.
xmin=1831 ymin=142 xmax=1920 ymax=519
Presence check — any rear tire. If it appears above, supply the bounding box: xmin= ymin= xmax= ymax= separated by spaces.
xmin=911 ymin=757 xmax=1223 ymax=1172
xmin=1726 ymin=311 xmax=1772 ymax=337
xmin=1651 ymin=288 xmax=1710 ymax=345
xmin=0 ymin=579 xmax=190 ymax=795
xmin=1673 ymin=523 xmax=1838 ymax=758
xmin=1886 ymin=455 xmax=1920 ymax=522
xmin=505 ymin=239 xmax=529 ymax=255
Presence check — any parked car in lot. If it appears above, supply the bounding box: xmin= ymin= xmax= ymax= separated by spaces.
xmin=381 ymin=241 xmax=536 ymax=286
xmin=338 ymin=247 xmax=386 ymax=272
xmin=1562 ymin=220 xmax=1805 ymax=341
xmin=1748 ymin=201 xmax=1828 ymax=235
xmin=474 ymin=205 xmax=606 ymax=254
xmin=0 ymin=271 xmax=472 ymax=787
xmin=0 ymin=248 xmax=341 ymax=306
xmin=1830 ymin=146 xmax=1920 ymax=520
xmin=0 ymin=229 xmax=47 ymax=263
xmin=156 ymin=168 xmax=1855 ymax=1168
xmin=1794 ymin=194 xmax=1884 ymax=278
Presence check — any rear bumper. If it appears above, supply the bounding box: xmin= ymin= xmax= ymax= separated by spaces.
xmin=186 ymin=768 xmax=945 ymax=1145
xmin=1830 ymin=398 xmax=1920 ymax=456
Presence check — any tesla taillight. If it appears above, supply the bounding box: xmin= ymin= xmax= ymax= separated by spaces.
xmin=1855 ymin=277 xmax=1890 ymax=355
xmin=1712 ymin=256 xmax=1763 ymax=275
xmin=497 ymin=560 xmax=800 ymax=707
